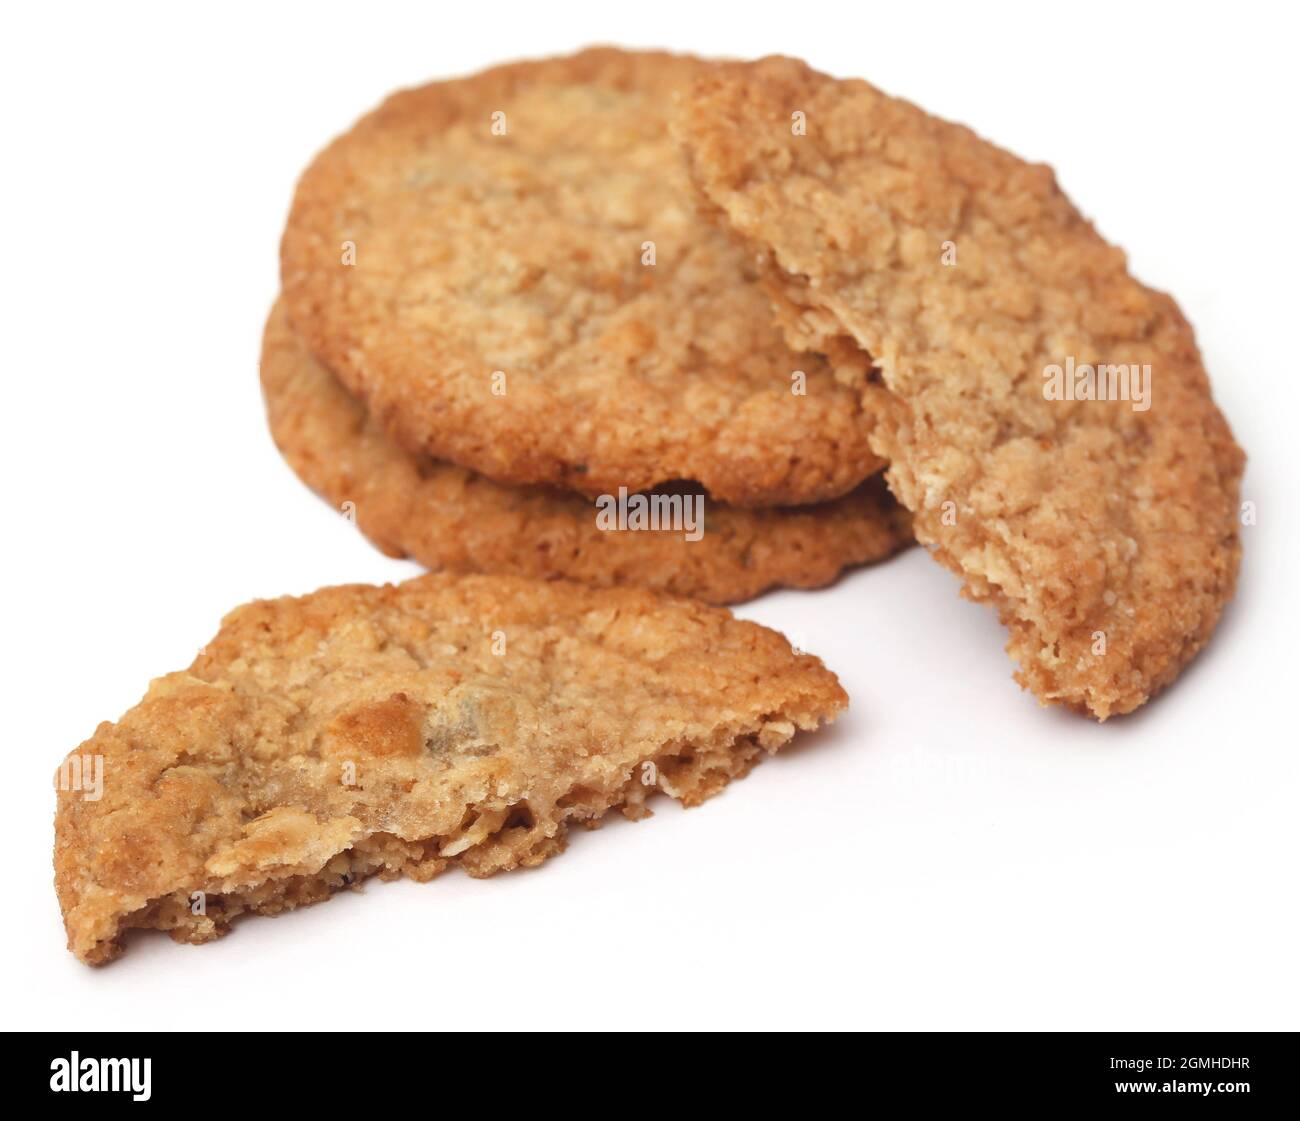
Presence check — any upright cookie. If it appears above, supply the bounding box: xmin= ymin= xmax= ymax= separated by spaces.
xmin=281 ymin=49 xmax=882 ymax=507
xmin=261 ymin=300 xmax=910 ymax=604
xmin=677 ymin=57 xmax=1244 ymax=718
xmin=54 ymin=573 xmax=846 ymax=963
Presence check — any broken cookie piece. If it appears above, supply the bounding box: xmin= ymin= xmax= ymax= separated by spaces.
xmin=676 ymin=57 xmax=1244 ymax=718
xmin=53 ymin=573 xmax=845 ymax=964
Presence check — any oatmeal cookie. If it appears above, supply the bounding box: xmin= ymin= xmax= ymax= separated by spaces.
xmin=280 ymin=48 xmax=882 ymax=507
xmin=261 ymin=300 xmax=910 ymax=603
xmin=676 ymin=57 xmax=1244 ymax=717
xmin=54 ymin=573 xmax=846 ymax=963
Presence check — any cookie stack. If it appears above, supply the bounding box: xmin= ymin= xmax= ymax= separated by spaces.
xmin=269 ymin=47 xmax=1243 ymax=720
xmin=268 ymin=51 xmax=913 ymax=607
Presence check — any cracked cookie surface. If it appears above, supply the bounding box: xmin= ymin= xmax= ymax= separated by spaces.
xmin=54 ymin=573 xmax=846 ymax=963
xmin=280 ymin=48 xmax=882 ymax=507
xmin=261 ymin=299 xmax=911 ymax=604
xmin=676 ymin=57 xmax=1244 ymax=718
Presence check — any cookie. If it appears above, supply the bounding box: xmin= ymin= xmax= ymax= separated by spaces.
xmin=280 ymin=48 xmax=883 ymax=507
xmin=676 ymin=57 xmax=1245 ymax=718
xmin=54 ymin=573 xmax=846 ymax=964
xmin=261 ymin=300 xmax=911 ymax=604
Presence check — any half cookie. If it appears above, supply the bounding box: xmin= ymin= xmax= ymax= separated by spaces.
xmin=280 ymin=48 xmax=882 ymax=507
xmin=54 ymin=573 xmax=846 ymax=964
xmin=261 ymin=300 xmax=911 ymax=604
xmin=677 ymin=57 xmax=1245 ymax=718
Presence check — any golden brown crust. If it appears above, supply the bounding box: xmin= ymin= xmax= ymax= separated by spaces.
xmin=677 ymin=57 xmax=1245 ymax=718
xmin=280 ymin=48 xmax=883 ymax=507
xmin=260 ymin=300 xmax=910 ymax=604
xmin=54 ymin=573 xmax=846 ymax=964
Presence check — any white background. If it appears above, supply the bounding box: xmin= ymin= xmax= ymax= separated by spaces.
xmin=3 ymin=1 xmax=1296 ymax=1031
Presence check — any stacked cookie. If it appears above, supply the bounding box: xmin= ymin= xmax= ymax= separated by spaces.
xmin=268 ymin=51 xmax=913 ymax=607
